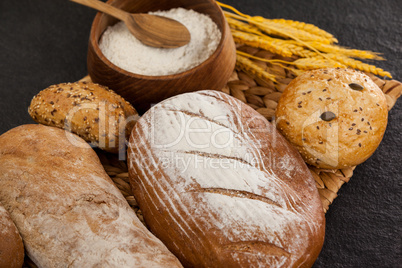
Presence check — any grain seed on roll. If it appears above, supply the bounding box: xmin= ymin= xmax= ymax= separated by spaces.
xmin=275 ymin=68 xmax=388 ymax=169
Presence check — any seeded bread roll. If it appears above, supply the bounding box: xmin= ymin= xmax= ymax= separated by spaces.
xmin=0 ymin=124 xmax=182 ymax=268
xmin=128 ymin=90 xmax=325 ymax=267
xmin=28 ymin=82 xmax=139 ymax=154
xmin=275 ymin=68 xmax=388 ymax=169
xmin=0 ymin=204 xmax=24 ymax=268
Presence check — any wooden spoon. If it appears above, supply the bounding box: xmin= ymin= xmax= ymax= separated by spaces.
xmin=70 ymin=0 xmax=191 ymax=48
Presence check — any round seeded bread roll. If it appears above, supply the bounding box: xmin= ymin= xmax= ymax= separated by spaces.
xmin=28 ymin=82 xmax=139 ymax=154
xmin=275 ymin=68 xmax=388 ymax=169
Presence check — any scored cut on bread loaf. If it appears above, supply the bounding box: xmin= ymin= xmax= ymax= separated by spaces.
xmin=0 ymin=204 xmax=24 ymax=268
xmin=128 ymin=90 xmax=325 ymax=267
xmin=0 ymin=124 xmax=182 ymax=268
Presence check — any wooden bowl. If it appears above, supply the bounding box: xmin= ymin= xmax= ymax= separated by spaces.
xmin=87 ymin=0 xmax=236 ymax=114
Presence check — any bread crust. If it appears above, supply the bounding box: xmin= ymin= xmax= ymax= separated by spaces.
xmin=0 ymin=205 xmax=24 ymax=268
xmin=0 ymin=124 xmax=182 ymax=268
xmin=128 ymin=90 xmax=325 ymax=267
xmin=28 ymin=82 xmax=139 ymax=153
xmin=275 ymin=68 xmax=388 ymax=169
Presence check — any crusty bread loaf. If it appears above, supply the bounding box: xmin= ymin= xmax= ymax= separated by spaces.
xmin=28 ymin=82 xmax=139 ymax=154
xmin=0 ymin=124 xmax=182 ymax=268
xmin=128 ymin=90 xmax=325 ymax=267
xmin=0 ymin=204 xmax=24 ymax=268
xmin=275 ymin=68 xmax=388 ymax=169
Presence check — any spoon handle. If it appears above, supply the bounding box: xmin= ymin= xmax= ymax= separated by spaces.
xmin=70 ymin=0 xmax=129 ymax=21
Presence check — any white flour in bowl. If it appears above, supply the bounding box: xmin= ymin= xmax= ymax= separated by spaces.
xmin=99 ymin=7 xmax=221 ymax=76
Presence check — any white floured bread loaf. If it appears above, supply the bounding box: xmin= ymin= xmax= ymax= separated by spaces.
xmin=128 ymin=90 xmax=325 ymax=267
xmin=0 ymin=124 xmax=182 ymax=268
xmin=0 ymin=204 xmax=24 ymax=268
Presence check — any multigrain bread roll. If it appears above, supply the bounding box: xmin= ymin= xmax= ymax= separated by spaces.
xmin=128 ymin=90 xmax=325 ymax=267
xmin=275 ymin=68 xmax=388 ymax=169
xmin=28 ymin=82 xmax=139 ymax=154
xmin=0 ymin=204 xmax=24 ymax=268
xmin=0 ymin=124 xmax=182 ymax=268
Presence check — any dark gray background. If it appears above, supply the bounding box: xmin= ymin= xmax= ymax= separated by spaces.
xmin=0 ymin=0 xmax=401 ymax=267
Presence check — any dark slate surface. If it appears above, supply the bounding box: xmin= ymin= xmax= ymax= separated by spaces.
xmin=0 ymin=0 xmax=401 ymax=267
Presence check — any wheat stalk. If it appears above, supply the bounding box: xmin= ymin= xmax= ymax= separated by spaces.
xmin=236 ymin=54 xmax=277 ymax=82
xmin=307 ymin=42 xmax=385 ymax=60
xmin=217 ymin=1 xmax=392 ymax=80
xmin=231 ymin=31 xmax=293 ymax=57
xmin=270 ymin=18 xmax=338 ymax=43
xmin=251 ymin=17 xmax=335 ymax=44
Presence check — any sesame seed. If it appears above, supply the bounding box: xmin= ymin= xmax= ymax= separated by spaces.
xmin=359 ymin=143 xmax=362 ymax=147
xmin=361 ymin=118 xmax=364 ymax=121
xmin=352 ymin=123 xmax=356 ymax=126
xmin=349 ymin=127 xmax=353 ymax=130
